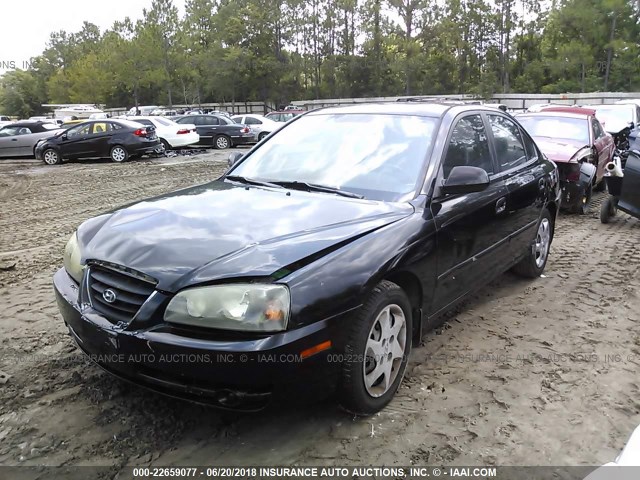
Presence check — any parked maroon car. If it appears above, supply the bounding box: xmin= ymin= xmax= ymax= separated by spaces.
xmin=517 ymin=107 xmax=614 ymax=213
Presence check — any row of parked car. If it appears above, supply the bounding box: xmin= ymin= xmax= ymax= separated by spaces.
xmin=515 ymin=101 xmax=639 ymax=213
xmin=0 ymin=108 xmax=306 ymax=164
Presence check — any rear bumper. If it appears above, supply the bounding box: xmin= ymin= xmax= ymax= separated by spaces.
xmin=53 ymin=268 xmax=340 ymax=410
xmin=130 ymin=140 xmax=163 ymax=156
xmin=166 ymin=133 xmax=200 ymax=148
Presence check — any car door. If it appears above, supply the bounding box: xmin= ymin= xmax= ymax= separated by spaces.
xmin=592 ymin=117 xmax=613 ymax=180
xmin=13 ymin=127 xmax=37 ymax=155
xmin=430 ymin=113 xmax=510 ymax=314
xmin=196 ymin=115 xmax=218 ymax=144
xmin=89 ymin=122 xmax=115 ymax=157
xmin=59 ymin=123 xmax=93 ymax=158
xmin=0 ymin=126 xmax=21 ymax=157
xmin=487 ymin=113 xmax=546 ymax=263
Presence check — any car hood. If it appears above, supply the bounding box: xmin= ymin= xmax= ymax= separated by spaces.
xmin=77 ymin=181 xmax=414 ymax=292
xmin=533 ymin=137 xmax=588 ymax=163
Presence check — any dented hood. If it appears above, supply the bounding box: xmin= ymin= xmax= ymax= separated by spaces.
xmin=77 ymin=180 xmax=413 ymax=292
xmin=533 ymin=136 xmax=587 ymax=163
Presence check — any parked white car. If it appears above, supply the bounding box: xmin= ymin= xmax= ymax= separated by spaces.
xmin=231 ymin=114 xmax=281 ymax=141
xmin=126 ymin=105 xmax=161 ymax=116
xmin=0 ymin=115 xmax=11 ymax=127
xmin=125 ymin=116 xmax=199 ymax=149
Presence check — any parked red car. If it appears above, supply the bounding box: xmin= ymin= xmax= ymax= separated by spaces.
xmin=517 ymin=107 xmax=614 ymax=213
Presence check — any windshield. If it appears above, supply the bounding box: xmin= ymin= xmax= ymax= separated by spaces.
xmin=228 ymin=113 xmax=438 ymax=202
xmin=518 ymin=116 xmax=590 ymax=144
xmin=592 ymin=105 xmax=634 ymax=126
xmin=154 ymin=117 xmax=174 ymax=126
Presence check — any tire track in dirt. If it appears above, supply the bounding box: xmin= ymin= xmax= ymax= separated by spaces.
xmin=0 ymin=162 xmax=639 ymax=470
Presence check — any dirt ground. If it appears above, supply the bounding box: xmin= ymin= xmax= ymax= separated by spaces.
xmin=0 ymin=151 xmax=639 ymax=475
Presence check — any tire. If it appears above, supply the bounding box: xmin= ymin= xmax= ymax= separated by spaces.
xmin=512 ymin=208 xmax=553 ymax=278
xmin=258 ymin=132 xmax=268 ymax=141
xmin=600 ymin=196 xmax=617 ymax=224
xmin=42 ymin=149 xmax=61 ymax=165
xmin=572 ymin=184 xmax=592 ymax=214
xmin=338 ymin=280 xmax=412 ymax=416
xmin=160 ymin=138 xmax=171 ymax=151
xmin=214 ymin=135 xmax=231 ymax=149
xmin=110 ymin=145 xmax=129 ymax=163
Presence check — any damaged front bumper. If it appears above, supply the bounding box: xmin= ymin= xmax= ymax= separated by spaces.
xmin=53 ymin=268 xmax=340 ymax=411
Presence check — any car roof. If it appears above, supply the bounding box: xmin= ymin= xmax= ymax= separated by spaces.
xmin=305 ymin=102 xmax=501 ymax=118
xmin=536 ymin=106 xmax=595 ymax=116
xmin=517 ymin=111 xmax=592 ymax=120
xmin=6 ymin=120 xmax=49 ymax=126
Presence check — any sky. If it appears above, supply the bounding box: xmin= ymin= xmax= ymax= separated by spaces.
xmin=0 ymin=0 xmax=185 ymax=74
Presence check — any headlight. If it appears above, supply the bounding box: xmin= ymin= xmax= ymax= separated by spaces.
xmin=164 ymin=284 xmax=290 ymax=332
xmin=63 ymin=232 xmax=84 ymax=283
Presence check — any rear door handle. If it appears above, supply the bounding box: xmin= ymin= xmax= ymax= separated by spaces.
xmin=496 ymin=197 xmax=507 ymax=214
xmin=11 ymin=138 xmax=18 ymax=141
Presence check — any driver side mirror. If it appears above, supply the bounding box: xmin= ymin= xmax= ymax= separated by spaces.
xmin=441 ymin=166 xmax=490 ymax=195
xmin=61 ymin=133 xmax=68 ymax=141
xmin=228 ymin=152 xmax=243 ymax=168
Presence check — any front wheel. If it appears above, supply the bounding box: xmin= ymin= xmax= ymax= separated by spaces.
xmin=258 ymin=132 xmax=268 ymax=141
xmin=512 ymin=209 xmax=552 ymax=278
xmin=110 ymin=145 xmax=129 ymax=163
xmin=338 ymin=280 xmax=412 ymax=415
xmin=42 ymin=149 xmax=61 ymax=165
xmin=214 ymin=135 xmax=230 ymax=149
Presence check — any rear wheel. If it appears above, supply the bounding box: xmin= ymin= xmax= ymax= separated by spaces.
xmin=338 ymin=280 xmax=412 ymax=415
xmin=42 ymin=149 xmax=61 ymax=165
xmin=512 ymin=208 xmax=552 ymax=278
xmin=110 ymin=145 xmax=128 ymax=163
xmin=573 ymin=184 xmax=592 ymax=214
xmin=594 ymin=178 xmax=606 ymax=192
xmin=600 ymin=196 xmax=617 ymax=223
xmin=214 ymin=135 xmax=231 ymax=149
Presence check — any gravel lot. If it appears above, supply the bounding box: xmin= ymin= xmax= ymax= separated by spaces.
xmin=0 ymin=151 xmax=639 ymax=475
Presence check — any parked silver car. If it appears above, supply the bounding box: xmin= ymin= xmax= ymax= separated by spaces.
xmin=231 ymin=114 xmax=282 ymax=141
xmin=0 ymin=121 xmax=62 ymax=158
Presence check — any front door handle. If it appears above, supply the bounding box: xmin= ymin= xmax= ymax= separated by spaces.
xmin=495 ymin=197 xmax=507 ymax=214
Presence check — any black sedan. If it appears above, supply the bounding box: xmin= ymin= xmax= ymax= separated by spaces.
xmin=53 ymin=103 xmax=560 ymax=414
xmin=35 ymin=119 xmax=162 ymax=165
xmin=174 ymin=114 xmax=254 ymax=149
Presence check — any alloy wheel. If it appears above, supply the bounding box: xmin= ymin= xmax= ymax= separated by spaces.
xmin=535 ymin=218 xmax=551 ymax=268
xmin=43 ymin=150 xmax=59 ymax=165
xmin=111 ymin=147 xmax=126 ymax=162
xmin=363 ymin=304 xmax=407 ymax=398
xmin=216 ymin=136 xmax=230 ymax=149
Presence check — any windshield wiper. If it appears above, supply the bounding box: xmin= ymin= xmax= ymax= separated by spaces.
xmin=271 ymin=180 xmax=364 ymax=199
xmin=225 ymin=175 xmax=284 ymax=190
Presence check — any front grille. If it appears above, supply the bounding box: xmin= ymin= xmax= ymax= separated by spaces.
xmin=87 ymin=263 xmax=157 ymax=324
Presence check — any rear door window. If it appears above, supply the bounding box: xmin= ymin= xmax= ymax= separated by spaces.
xmin=487 ymin=114 xmax=528 ymax=171
xmin=91 ymin=122 xmax=113 ymax=134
